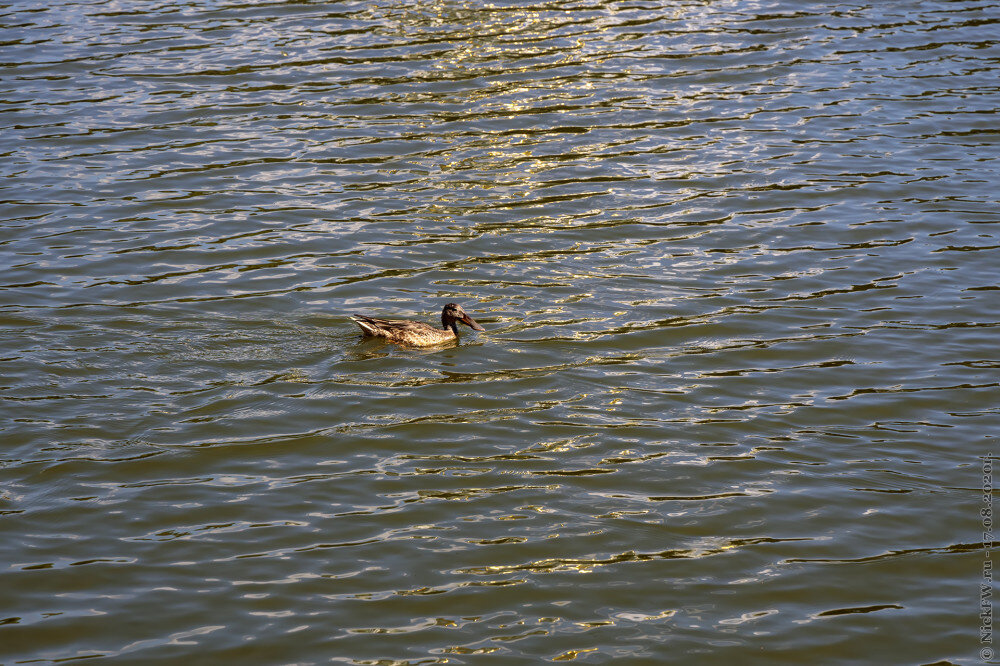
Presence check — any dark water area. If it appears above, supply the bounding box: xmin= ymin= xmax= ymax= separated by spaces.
xmin=1 ymin=0 xmax=999 ymax=663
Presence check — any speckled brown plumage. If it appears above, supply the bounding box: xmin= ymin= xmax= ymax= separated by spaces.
xmin=350 ymin=303 xmax=485 ymax=347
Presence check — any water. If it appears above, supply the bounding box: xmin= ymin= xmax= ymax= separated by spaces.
xmin=2 ymin=1 xmax=998 ymax=663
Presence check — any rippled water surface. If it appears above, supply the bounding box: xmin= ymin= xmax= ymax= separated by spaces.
xmin=2 ymin=0 xmax=999 ymax=663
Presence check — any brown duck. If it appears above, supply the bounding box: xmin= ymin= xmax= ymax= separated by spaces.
xmin=350 ymin=303 xmax=485 ymax=346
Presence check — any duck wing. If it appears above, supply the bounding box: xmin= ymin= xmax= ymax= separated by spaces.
xmin=350 ymin=314 xmax=438 ymax=338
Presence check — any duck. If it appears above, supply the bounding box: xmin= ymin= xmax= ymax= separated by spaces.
xmin=350 ymin=302 xmax=485 ymax=347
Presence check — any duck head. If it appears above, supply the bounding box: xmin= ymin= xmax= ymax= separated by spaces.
xmin=441 ymin=303 xmax=485 ymax=334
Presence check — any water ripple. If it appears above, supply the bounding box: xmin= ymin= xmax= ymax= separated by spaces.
xmin=2 ymin=0 xmax=998 ymax=663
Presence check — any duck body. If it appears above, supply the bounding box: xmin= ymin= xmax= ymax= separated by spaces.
xmin=351 ymin=303 xmax=485 ymax=347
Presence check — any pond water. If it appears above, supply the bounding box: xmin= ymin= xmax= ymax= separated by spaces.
xmin=1 ymin=1 xmax=998 ymax=663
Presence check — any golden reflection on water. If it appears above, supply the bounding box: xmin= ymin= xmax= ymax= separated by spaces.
xmin=1 ymin=0 xmax=995 ymax=663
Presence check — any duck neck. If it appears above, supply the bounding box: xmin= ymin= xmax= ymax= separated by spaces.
xmin=441 ymin=314 xmax=458 ymax=335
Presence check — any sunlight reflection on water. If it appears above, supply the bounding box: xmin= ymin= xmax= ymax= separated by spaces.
xmin=1 ymin=0 xmax=997 ymax=663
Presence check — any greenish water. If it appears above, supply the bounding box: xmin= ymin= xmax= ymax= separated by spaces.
xmin=1 ymin=1 xmax=998 ymax=663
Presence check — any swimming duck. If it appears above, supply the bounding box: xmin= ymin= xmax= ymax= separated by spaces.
xmin=350 ymin=302 xmax=485 ymax=347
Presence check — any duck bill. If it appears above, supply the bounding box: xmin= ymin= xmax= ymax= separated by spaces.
xmin=461 ymin=314 xmax=485 ymax=331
